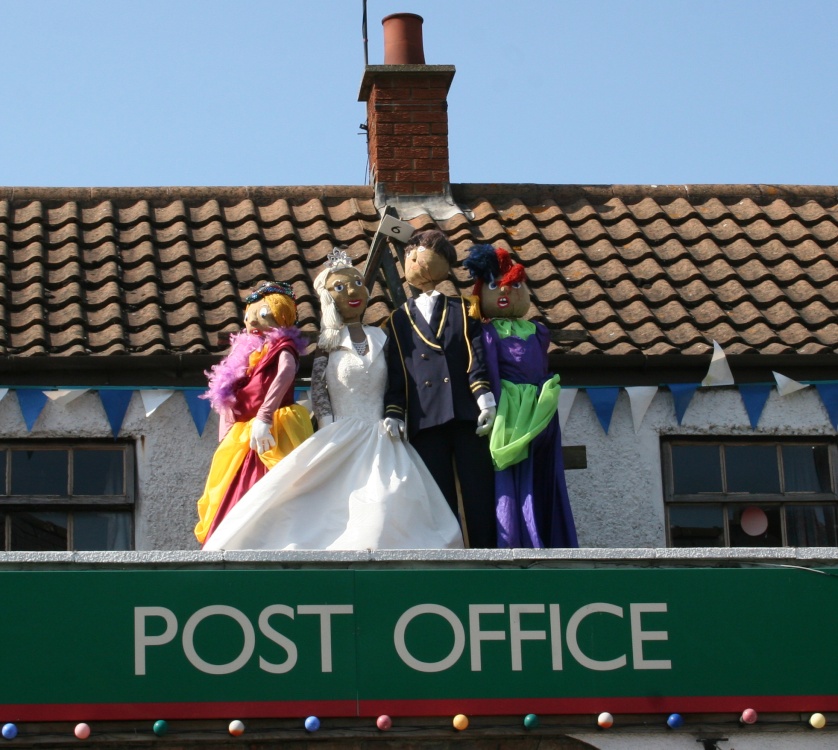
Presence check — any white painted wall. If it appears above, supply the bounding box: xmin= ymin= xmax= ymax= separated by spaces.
xmin=562 ymin=385 xmax=837 ymax=548
xmin=0 ymin=383 xmax=834 ymax=551
xmin=0 ymin=389 xmax=215 ymax=550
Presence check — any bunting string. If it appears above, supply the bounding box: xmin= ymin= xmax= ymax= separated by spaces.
xmin=0 ymin=378 xmax=832 ymax=437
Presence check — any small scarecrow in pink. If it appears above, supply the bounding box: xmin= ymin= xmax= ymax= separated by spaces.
xmin=195 ymin=281 xmax=313 ymax=546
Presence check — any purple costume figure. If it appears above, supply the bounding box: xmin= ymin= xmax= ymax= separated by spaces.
xmin=464 ymin=245 xmax=578 ymax=548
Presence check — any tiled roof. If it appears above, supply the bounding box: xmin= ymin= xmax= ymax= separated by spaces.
xmin=2 ymin=184 xmax=837 ymax=380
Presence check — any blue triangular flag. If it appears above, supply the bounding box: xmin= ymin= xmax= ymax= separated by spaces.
xmin=739 ymin=384 xmax=772 ymax=429
xmin=587 ymin=387 xmax=621 ymax=434
xmin=98 ymin=390 xmax=134 ymax=437
xmin=16 ymin=390 xmax=48 ymax=432
xmin=669 ymin=383 xmax=699 ymax=425
xmin=815 ymin=384 xmax=838 ymax=429
xmin=183 ymin=390 xmax=212 ymax=436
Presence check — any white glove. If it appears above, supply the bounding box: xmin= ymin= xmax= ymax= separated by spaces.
xmin=383 ymin=417 xmax=406 ymax=440
xmin=250 ymin=420 xmax=276 ymax=453
xmin=476 ymin=406 xmax=496 ymax=436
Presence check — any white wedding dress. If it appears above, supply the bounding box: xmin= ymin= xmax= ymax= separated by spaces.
xmin=203 ymin=326 xmax=464 ymax=550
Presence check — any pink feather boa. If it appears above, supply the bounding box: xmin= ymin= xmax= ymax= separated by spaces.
xmin=201 ymin=327 xmax=307 ymax=414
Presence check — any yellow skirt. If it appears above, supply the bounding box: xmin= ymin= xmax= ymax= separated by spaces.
xmin=194 ymin=404 xmax=313 ymax=544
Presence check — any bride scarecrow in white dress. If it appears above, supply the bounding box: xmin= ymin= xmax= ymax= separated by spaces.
xmin=204 ymin=250 xmax=464 ymax=551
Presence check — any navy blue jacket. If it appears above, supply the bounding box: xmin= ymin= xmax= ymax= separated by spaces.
xmin=384 ymin=295 xmax=492 ymax=439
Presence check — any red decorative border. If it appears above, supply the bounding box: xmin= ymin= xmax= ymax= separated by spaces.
xmin=2 ymin=695 xmax=837 ymax=721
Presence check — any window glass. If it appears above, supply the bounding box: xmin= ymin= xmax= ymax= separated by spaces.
xmin=783 ymin=445 xmax=832 ymax=493
xmin=727 ymin=505 xmax=782 ymax=547
xmin=725 ymin=445 xmax=780 ymax=494
xmin=0 ymin=451 xmax=5 ymax=494
xmin=74 ymin=512 xmax=132 ymax=551
xmin=73 ymin=450 xmax=124 ymax=495
xmin=669 ymin=505 xmax=724 ymax=546
xmin=10 ymin=450 xmax=68 ymax=495
xmin=10 ymin=511 xmax=68 ymax=551
xmin=671 ymin=445 xmax=722 ymax=494
xmin=786 ymin=505 xmax=838 ymax=547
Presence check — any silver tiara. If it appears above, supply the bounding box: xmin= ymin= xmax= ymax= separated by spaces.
xmin=326 ymin=248 xmax=352 ymax=270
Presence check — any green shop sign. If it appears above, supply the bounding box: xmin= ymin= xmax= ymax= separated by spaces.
xmin=1 ymin=567 xmax=836 ymax=720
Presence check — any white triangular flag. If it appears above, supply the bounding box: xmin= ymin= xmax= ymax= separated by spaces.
xmin=701 ymin=341 xmax=735 ymax=387
xmin=773 ymin=372 xmax=808 ymax=397
xmin=558 ymin=388 xmax=578 ymax=431
xmin=44 ymin=389 xmax=89 ymax=406
xmin=626 ymin=386 xmax=658 ymax=433
xmin=140 ymin=390 xmax=175 ymax=418
xmin=0 ymin=388 xmax=7 ymax=404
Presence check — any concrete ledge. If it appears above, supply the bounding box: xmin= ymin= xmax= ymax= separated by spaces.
xmin=1 ymin=547 xmax=837 ymax=570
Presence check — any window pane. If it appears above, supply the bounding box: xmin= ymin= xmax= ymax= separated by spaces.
xmin=73 ymin=450 xmax=124 ymax=495
xmin=725 ymin=446 xmax=780 ymax=494
xmin=10 ymin=450 xmax=68 ymax=495
xmin=783 ymin=445 xmax=832 ymax=493
xmin=669 ymin=505 xmax=725 ymax=547
xmin=0 ymin=451 xmax=6 ymax=495
xmin=671 ymin=445 xmax=723 ymax=494
xmin=786 ymin=505 xmax=838 ymax=546
xmin=73 ymin=512 xmax=132 ymax=551
xmin=10 ymin=512 xmax=68 ymax=551
xmin=728 ymin=505 xmax=783 ymax=547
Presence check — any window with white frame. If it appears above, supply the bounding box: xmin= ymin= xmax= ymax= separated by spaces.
xmin=0 ymin=442 xmax=134 ymax=551
xmin=662 ymin=438 xmax=838 ymax=548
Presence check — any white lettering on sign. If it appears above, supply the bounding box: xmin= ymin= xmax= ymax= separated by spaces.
xmin=566 ymin=603 xmax=627 ymax=671
xmin=393 ymin=604 xmax=466 ymax=673
xmin=134 ymin=600 xmax=670 ymax=677
xmin=183 ymin=605 xmax=255 ymax=675
xmin=134 ymin=607 xmax=177 ymax=676
xmin=510 ymin=603 xmax=547 ymax=671
xmin=297 ymin=604 xmax=354 ymax=673
xmin=133 ymin=604 xmax=354 ymax=676
xmin=630 ymin=603 xmax=672 ymax=669
xmin=258 ymin=604 xmax=297 ymax=674
xmin=394 ymin=602 xmax=672 ymax=674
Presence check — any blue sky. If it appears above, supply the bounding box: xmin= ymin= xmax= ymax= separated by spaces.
xmin=2 ymin=0 xmax=836 ymax=188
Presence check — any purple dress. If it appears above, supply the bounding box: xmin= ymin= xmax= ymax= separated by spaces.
xmin=483 ymin=320 xmax=578 ymax=548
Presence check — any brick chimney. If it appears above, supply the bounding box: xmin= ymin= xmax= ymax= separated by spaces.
xmin=358 ymin=13 xmax=455 ymax=198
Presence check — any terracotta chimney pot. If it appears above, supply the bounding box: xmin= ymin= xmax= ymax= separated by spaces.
xmin=382 ymin=13 xmax=425 ymax=64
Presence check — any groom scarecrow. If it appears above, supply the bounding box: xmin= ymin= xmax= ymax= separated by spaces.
xmin=383 ymin=229 xmax=498 ymax=547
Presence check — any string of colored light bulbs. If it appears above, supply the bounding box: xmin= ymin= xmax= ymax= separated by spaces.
xmin=0 ymin=709 xmax=831 ymax=740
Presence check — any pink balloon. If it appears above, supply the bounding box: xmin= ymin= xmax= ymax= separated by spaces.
xmin=740 ymin=506 xmax=768 ymax=536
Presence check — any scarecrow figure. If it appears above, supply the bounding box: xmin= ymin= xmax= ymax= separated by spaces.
xmin=463 ymin=245 xmax=578 ymax=548
xmin=195 ymin=281 xmax=312 ymax=546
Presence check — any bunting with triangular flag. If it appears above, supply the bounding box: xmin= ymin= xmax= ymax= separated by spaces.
xmin=739 ymin=384 xmax=772 ymax=429
xmin=16 ymin=390 xmax=49 ymax=432
xmin=183 ymin=390 xmax=212 ymax=437
xmin=98 ymin=390 xmax=135 ymax=437
xmin=669 ymin=383 xmax=700 ymax=426
xmin=2 ymin=380 xmax=837 ymax=441
xmin=587 ymin=387 xmax=621 ymax=434
xmin=625 ymin=386 xmax=658 ymax=433
xmin=701 ymin=340 xmax=735 ymax=387
xmin=44 ymin=389 xmax=89 ymax=406
xmin=558 ymin=388 xmax=578 ymax=431
xmin=773 ymin=372 xmax=808 ymax=397
xmin=140 ymin=390 xmax=175 ymax=418
xmin=815 ymin=384 xmax=838 ymax=429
